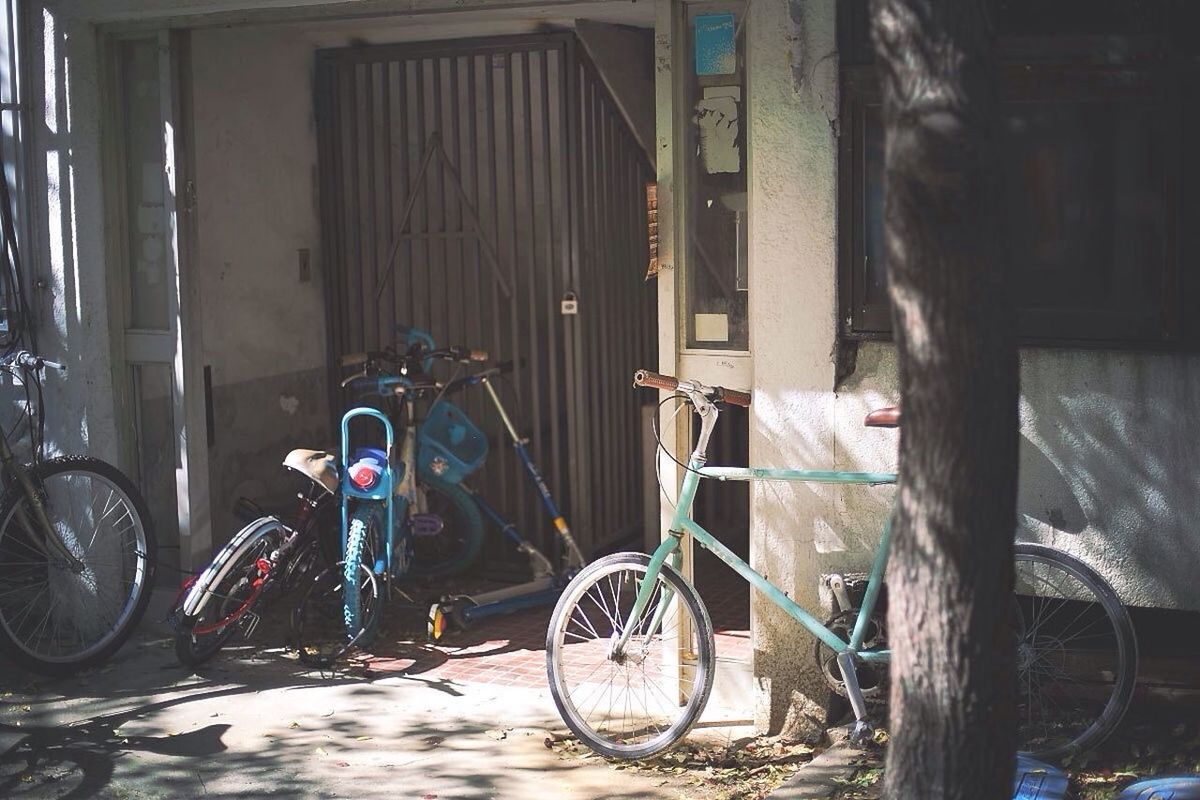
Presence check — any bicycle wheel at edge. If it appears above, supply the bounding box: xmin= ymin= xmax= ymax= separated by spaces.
xmin=407 ymin=475 xmax=484 ymax=579
xmin=1014 ymin=542 xmax=1137 ymax=761
xmin=0 ymin=456 xmax=157 ymax=675
xmin=545 ymin=552 xmax=715 ymax=760
xmin=343 ymin=504 xmax=385 ymax=646
xmin=173 ymin=526 xmax=296 ymax=668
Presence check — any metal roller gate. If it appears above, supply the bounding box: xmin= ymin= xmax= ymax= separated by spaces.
xmin=315 ymin=33 xmax=656 ymax=562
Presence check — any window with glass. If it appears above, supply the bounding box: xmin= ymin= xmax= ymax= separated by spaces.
xmin=683 ymin=3 xmax=749 ymax=351
xmin=838 ymin=0 xmax=1200 ymax=349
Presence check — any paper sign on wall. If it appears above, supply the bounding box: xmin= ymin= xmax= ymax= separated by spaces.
xmin=694 ymin=13 xmax=736 ymax=76
xmin=695 ymin=313 xmax=730 ymax=343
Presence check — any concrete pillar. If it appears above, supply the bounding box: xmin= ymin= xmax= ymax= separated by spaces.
xmin=745 ymin=0 xmax=841 ymax=733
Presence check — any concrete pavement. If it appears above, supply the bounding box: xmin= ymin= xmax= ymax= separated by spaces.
xmin=0 ymin=597 xmax=758 ymax=799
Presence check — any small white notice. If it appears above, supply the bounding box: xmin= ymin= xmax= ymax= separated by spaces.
xmin=695 ymin=313 xmax=729 ymax=342
xmin=696 ymin=91 xmax=740 ymax=174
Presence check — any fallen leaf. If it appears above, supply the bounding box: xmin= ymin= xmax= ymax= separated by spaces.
xmin=335 ymin=761 xmax=350 ymax=768
xmin=315 ymin=747 xmax=328 ymax=756
xmin=355 ymin=736 xmax=373 ymax=741
xmin=289 ymin=722 xmax=300 ymax=729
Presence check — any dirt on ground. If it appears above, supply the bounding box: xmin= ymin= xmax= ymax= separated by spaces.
xmin=545 ymin=734 xmax=820 ymax=800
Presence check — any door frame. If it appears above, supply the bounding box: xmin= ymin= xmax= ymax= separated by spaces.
xmin=101 ymin=28 xmax=211 ymax=571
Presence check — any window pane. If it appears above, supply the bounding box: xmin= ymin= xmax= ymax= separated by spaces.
xmin=119 ymin=39 xmax=171 ymax=331
xmin=683 ymin=5 xmax=749 ymax=351
xmin=1005 ymin=100 xmax=1165 ymax=316
xmin=859 ymin=87 xmax=1169 ymax=341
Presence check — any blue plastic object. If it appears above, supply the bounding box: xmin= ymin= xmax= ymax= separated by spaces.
xmin=1118 ymin=777 xmax=1200 ymax=800
xmin=418 ymin=400 xmax=487 ymax=484
xmin=1013 ymin=756 xmax=1069 ymax=800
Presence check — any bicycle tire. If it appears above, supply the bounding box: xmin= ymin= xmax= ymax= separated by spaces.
xmin=0 ymin=456 xmax=157 ymax=675
xmin=294 ymin=562 xmax=380 ymax=667
xmin=545 ymin=552 xmax=715 ymax=760
xmin=173 ymin=524 xmax=292 ymax=668
xmin=1014 ymin=542 xmax=1137 ymax=761
xmin=343 ymin=504 xmax=385 ymax=645
xmin=408 ymin=476 xmax=484 ymax=578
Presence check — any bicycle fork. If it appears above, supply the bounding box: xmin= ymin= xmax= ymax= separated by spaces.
xmin=7 ymin=462 xmax=85 ymax=572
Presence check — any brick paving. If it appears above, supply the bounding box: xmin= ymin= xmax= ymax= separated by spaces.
xmin=361 ymin=556 xmax=752 ymax=688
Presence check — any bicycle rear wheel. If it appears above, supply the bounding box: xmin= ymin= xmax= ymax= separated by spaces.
xmin=545 ymin=552 xmax=715 ymax=760
xmin=1014 ymin=543 xmax=1137 ymax=760
xmin=0 ymin=456 xmax=156 ymax=675
xmin=408 ymin=476 xmax=484 ymax=578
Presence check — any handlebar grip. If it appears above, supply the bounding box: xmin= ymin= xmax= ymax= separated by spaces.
xmin=633 ymin=369 xmax=679 ymax=391
xmin=717 ymin=387 xmax=752 ymax=407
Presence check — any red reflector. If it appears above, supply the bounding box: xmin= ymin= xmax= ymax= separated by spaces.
xmin=255 ymin=558 xmax=271 ymax=575
xmin=350 ymin=464 xmax=379 ymax=490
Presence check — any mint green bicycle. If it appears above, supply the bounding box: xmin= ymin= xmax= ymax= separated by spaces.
xmin=545 ymin=370 xmax=1136 ymax=762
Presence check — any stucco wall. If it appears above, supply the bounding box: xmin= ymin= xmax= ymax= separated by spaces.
xmin=746 ymin=0 xmax=1200 ymax=733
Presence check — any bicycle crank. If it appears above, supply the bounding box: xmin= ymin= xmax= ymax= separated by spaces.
xmin=814 ymin=608 xmax=889 ymax=707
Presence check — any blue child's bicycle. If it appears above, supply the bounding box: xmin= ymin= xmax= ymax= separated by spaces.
xmin=332 ymin=326 xmax=583 ymax=650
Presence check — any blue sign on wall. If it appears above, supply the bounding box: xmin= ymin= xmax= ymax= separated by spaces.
xmin=694 ymin=13 xmax=736 ymax=75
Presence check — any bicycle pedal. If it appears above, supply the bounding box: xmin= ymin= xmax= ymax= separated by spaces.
xmin=411 ymin=513 xmax=444 ymax=538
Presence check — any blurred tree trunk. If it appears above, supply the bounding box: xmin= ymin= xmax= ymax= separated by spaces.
xmin=869 ymin=1 xmax=1019 ymax=798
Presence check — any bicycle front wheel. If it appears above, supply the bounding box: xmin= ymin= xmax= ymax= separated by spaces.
xmin=1014 ymin=543 xmax=1137 ymax=761
xmin=546 ymin=552 xmax=715 ymax=760
xmin=0 ymin=456 xmax=156 ymax=675
xmin=343 ymin=504 xmax=385 ymax=646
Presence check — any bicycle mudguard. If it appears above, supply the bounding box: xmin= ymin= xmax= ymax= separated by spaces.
xmin=1013 ymin=756 xmax=1069 ymax=800
xmin=1117 ymin=778 xmax=1200 ymax=800
xmin=178 ymin=516 xmax=287 ymax=619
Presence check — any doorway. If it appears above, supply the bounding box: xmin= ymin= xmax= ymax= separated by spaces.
xmin=316 ymin=34 xmax=656 ymax=563
xmin=105 ymin=32 xmax=210 ymax=573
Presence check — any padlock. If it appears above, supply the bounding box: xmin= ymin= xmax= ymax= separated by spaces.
xmin=561 ymin=291 xmax=579 ymax=315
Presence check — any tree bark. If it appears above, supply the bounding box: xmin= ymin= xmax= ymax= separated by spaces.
xmin=869 ymin=2 xmax=1019 ymax=798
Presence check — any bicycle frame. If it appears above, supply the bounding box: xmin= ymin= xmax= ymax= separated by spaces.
xmin=0 ymin=427 xmax=83 ymax=569
xmin=615 ymin=390 xmax=897 ymax=665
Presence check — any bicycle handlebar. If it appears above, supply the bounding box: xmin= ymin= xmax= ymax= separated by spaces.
xmin=3 ymin=351 xmax=66 ymax=374
xmin=632 ymin=369 xmax=751 ymax=408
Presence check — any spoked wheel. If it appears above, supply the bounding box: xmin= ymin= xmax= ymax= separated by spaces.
xmin=294 ymin=564 xmax=380 ymax=668
xmin=546 ymin=552 xmax=715 ymax=760
xmin=1014 ymin=543 xmax=1137 ymax=761
xmin=408 ymin=477 xmax=484 ymax=579
xmin=174 ymin=528 xmax=288 ymax=668
xmin=0 ymin=457 xmax=156 ymax=675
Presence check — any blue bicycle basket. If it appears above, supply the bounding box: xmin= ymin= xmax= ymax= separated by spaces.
xmin=418 ymin=400 xmax=487 ymax=484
